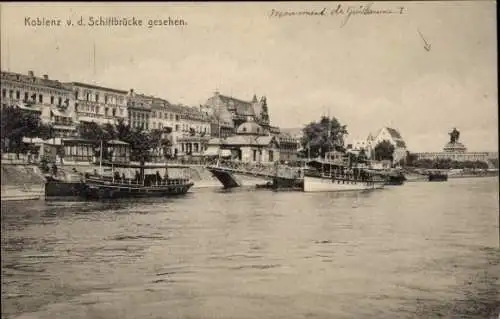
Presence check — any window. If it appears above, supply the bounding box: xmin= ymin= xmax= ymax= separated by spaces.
xmin=119 ymin=109 xmax=123 ymax=115
xmin=175 ymin=124 xmax=180 ymax=131
xmin=104 ymin=95 xmax=108 ymax=104
xmin=1 ymin=89 xmax=5 ymax=98
xmin=16 ymin=91 xmax=20 ymax=99
xmin=105 ymin=108 xmax=109 ymax=116
xmin=24 ymin=92 xmax=28 ymax=101
xmin=95 ymin=94 xmax=99 ymax=102
xmin=50 ymin=96 xmax=55 ymax=104
xmin=253 ymin=150 xmax=257 ymax=161
xmin=58 ymin=97 xmax=62 ymax=105
xmin=75 ymin=90 xmax=79 ymax=100
xmin=39 ymin=94 xmax=43 ymax=103
xmin=96 ymin=106 xmax=100 ymax=114
xmin=269 ymin=150 xmax=274 ymax=162
xmin=86 ymin=92 xmax=90 ymax=101
xmin=112 ymin=108 xmax=116 ymax=117
xmin=175 ymin=115 xmax=180 ymax=121
xmin=9 ymin=90 xmax=13 ymax=98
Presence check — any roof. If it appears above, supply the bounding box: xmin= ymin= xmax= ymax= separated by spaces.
xmin=107 ymin=140 xmax=129 ymax=145
xmin=236 ymin=122 xmax=265 ymax=135
xmin=1 ymin=71 xmax=71 ymax=91
xmin=68 ymin=82 xmax=128 ymax=94
xmin=216 ymin=135 xmax=278 ymax=147
xmin=218 ymin=94 xmax=255 ymax=116
xmin=385 ymin=127 xmax=403 ymax=139
xmin=395 ymin=140 xmax=406 ymax=148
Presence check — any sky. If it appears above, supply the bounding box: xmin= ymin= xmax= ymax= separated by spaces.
xmin=1 ymin=2 xmax=497 ymax=152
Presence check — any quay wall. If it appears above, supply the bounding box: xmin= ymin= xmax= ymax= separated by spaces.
xmin=0 ymin=163 xmax=223 ymax=193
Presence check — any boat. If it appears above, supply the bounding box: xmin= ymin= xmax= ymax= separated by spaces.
xmin=366 ymin=168 xmax=406 ymax=186
xmin=427 ymin=170 xmax=448 ymax=182
xmin=81 ymin=160 xmax=194 ymax=200
xmin=302 ymin=156 xmax=385 ymax=193
xmin=44 ymin=169 xmax=88 ymax=200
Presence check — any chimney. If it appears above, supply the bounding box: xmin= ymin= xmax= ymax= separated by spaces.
xmin=28 ymin=70 xmax=34 ymax=77
xmin=129 ymin=89 xmax=134 ymax=96
xmin=43 ymin=74 xmax=48 ymax=80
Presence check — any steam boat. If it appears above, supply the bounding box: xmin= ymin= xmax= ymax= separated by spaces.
xmin=302 ymin=153 xmax=385 ymax=193
xmin=81 ymin=161 xmax=194 ymax=199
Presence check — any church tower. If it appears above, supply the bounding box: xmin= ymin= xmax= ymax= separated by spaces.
xmin=259 ymin=96 xmax=270 ymax=125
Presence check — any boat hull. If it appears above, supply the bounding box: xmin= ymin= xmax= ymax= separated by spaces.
xmin=45 ymin=181 xmax=87 ymax=200
xmin=303 ymin=176 xmax=384 ymax=193
xmin=428 ymin=174 xmax=448 ymax=182
xmin=82 ymin=180 xmax=194 ymax=200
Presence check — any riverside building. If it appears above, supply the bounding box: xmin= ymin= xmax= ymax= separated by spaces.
xmin=65 ymin=82 xmax=129 ymax=126
xmin=1 ymin=70 xmax=77 ymax=137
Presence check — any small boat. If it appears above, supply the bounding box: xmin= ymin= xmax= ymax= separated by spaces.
xmin=367 ymin=169 xmax=407 ymax=186
xmin=302 ymin=158 xmax=385 ymax=193
xmin=81 ymin=161 xmax=194 ymax=200
xmin=427 ymin=170 xmax=448 ymax=182
xmin=44 ymin=171 xmax=87 ymax=200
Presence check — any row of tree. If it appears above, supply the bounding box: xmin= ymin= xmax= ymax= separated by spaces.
xmin=77 ymin=119 xmax=173 ymax=162
xmin=0 ymin=106 xmax=174 ymax=162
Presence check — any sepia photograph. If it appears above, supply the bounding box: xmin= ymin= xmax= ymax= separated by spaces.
xmin=1 ymin=1 xmax=499 ymax=318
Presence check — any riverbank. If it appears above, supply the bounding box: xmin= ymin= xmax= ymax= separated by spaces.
xmin=1 ymin=163 xmax=225 ymax=201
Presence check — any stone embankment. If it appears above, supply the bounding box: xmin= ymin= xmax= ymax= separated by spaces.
xmin=1 ymin=164 xmax=45 ymax=201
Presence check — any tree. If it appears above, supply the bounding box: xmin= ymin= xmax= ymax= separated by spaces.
xmin=102 ymin=123 xmax=117 ymax=141
xmin=301 ymin=116 xmax=348 ymax=158
xmin=77 ymin=121 xmax=105 ymax=141
xmin=1 ymin=106 xmax=44 ymax=155
xmin=115 ymin=118 xmax=132 ymax=142
xmin=490 ymin=158 xmax=499 ymax=169
xmin=374 ymin=140 xmax=395 ymax=161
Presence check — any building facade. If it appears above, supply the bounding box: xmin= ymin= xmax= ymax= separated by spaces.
xmin=1 ymin=70 xmax=77 ymax=137
xmin=175 ymin=105 xmax=212 ymax=158
xmin=127 ymin=90 xmax=153 ymax=130
xmin=66 ymin=82 xmax=129 ymax=127
xmin=204 ymin=121 xmax=298 ymax=163
xmin=202 ymin=91 xmax=276 ymax=133
xmin=350 ymin=127 xmax=407 ymax=163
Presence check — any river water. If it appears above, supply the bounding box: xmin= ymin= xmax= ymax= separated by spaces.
xmin=1 ymin=177 xmax=499 ymax=319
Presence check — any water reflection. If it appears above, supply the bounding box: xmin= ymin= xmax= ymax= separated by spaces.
xmin=1 ymin=177 xmax=499 ymax=319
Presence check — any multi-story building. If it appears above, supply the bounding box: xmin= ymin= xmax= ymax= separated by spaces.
xmin=205 ymin=120 xmax=299 ymax=163
xmin=127 ymin=89 xmax=152 ymax=130
xmin=1 ymin=70 xmax=77 ymax=137
xmin=350 ymin=127 xmax=407 ymax=163
xmin=202 ymin=91 xmax=277 ymax=134
xmin=175 ymin=105 xmax=212 ymax=158
xmin=65 ymin=82 xmax=128 ymax=126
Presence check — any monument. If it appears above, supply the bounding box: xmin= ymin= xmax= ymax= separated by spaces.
xmin=414 ymin=127 xmax=497 ymax=165
xmin=443 ymin=127 xmax=467 ymax=153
